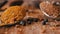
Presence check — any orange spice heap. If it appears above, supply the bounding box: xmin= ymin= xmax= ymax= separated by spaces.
xmin=1 ymin=6 xmax=26 ymax=25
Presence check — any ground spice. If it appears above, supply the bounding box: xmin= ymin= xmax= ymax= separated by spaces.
xmin=40 ymin=1 xmax=59 ymax=18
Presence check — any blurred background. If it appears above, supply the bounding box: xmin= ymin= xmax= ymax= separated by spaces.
xmin=0 ymin=0 xmax=60 ymax=11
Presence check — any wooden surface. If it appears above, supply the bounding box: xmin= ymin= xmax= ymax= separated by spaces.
xmin=0 ymin=0 xmax=60 ymax=34
xmin=0 ymin=9 xmax=60 ymax=34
